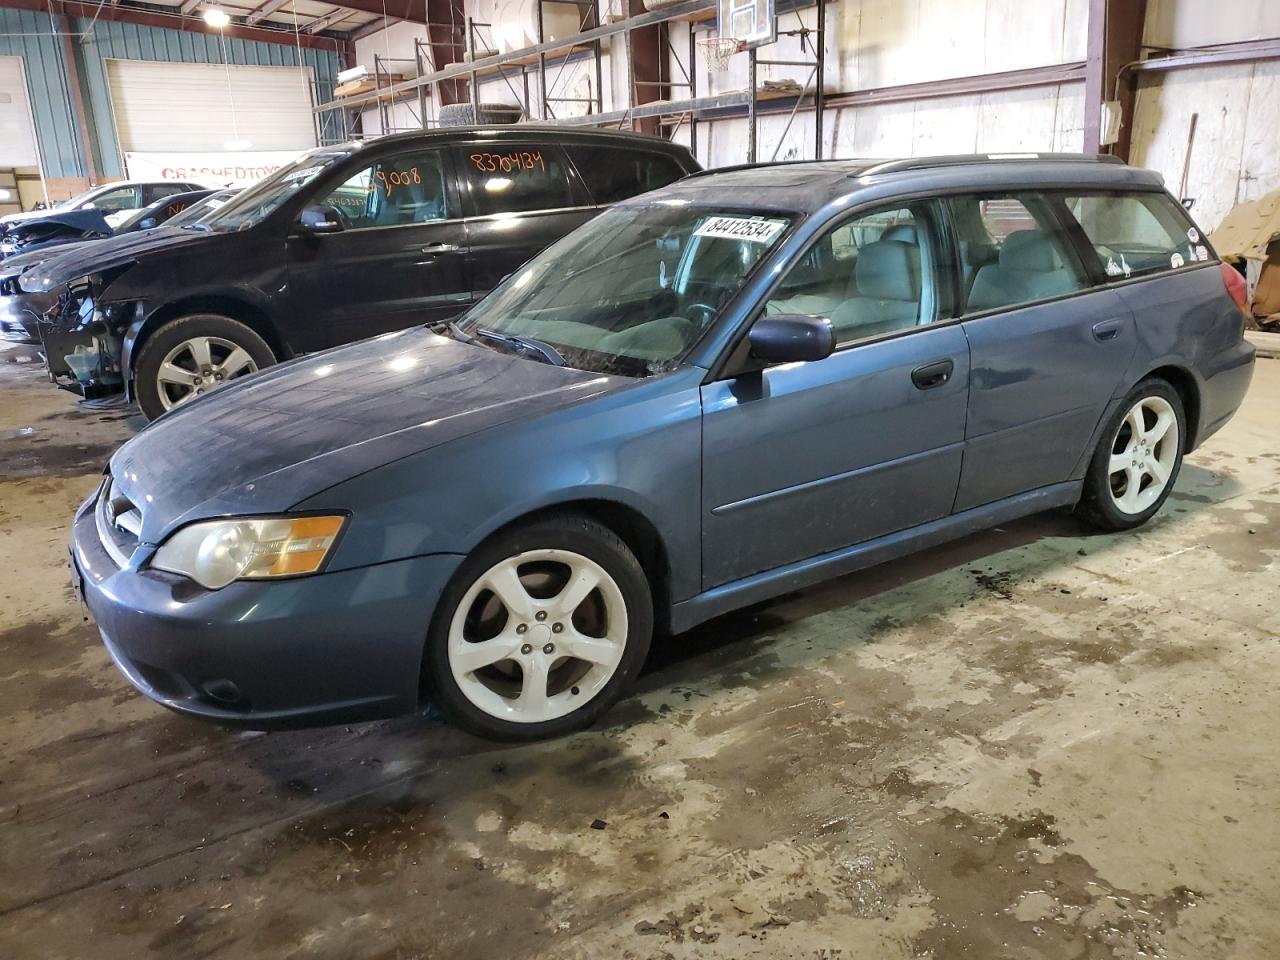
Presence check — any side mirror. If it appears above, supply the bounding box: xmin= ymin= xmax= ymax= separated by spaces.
xmin=748 ymin=314 xmax=835 ymax=365
xmin=138 ymin=217 xmax=158 ymax=230
xmin=299 ymin=204 xmax=344 ymax=235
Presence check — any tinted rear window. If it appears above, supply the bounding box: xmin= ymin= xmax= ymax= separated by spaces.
xmin=453 ymin=143 xmax=578 ymax=216
xmin=1064 ymin=191 xmax=1209 ymax=279
xmin=563 ymin=144 xmax=688 ymax=205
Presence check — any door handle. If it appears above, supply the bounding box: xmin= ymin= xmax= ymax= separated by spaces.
xmin=421 ymin=242 xmax=459 ymax=255
xmin=1092 ymin=318 xmax=1123 ymax=342
xmin=911 ymin=358 xmax=954 ymax=390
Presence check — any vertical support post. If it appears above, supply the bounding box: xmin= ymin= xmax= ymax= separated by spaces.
xmin=537 ymin=1 xmax=549 ymax=119
xmin=688 ymin=24 xmax=698 ymax=160
xmin=747 ymin=47 xmax=758 ymax=163
xmin=813 ymin=0 xmax=825 ymax=160
xmin=1083 ymin=0 xmax=1146 ymax=160
xmin=593 ymin=38 xmax=605 ymax=114
xmin=522 ymin=65 xmax=531 ymax=120
xmin=625 ymin=25 xmax=636 ymax=131
xmin=467 ymin=16 xmax=480 ymax=113
xmin=56 ymin=7 xmax=99 ymax=181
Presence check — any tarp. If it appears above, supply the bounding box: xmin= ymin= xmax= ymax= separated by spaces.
xmin=1208 ymin=188 xmax=1280 ymax=263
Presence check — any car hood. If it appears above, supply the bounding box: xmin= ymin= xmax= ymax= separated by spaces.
xmin=1 ymin=239 xmax=95 ymax=276
xmin=20 ymin=225 xmax=205 ymax=287
xmin=3 ymin=209 xmax=112 ymax=237
xmin=109 ymin=328 xmax=627 ymax=544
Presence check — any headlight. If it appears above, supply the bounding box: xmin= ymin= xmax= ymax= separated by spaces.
xmin=151 ymin=515 xmax=346 ymax=589
xmin=18 ymin=270 xmax=58 ymax=293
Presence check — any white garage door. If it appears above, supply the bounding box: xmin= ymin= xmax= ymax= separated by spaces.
xmin=0 ymin=56 xmax=39 ymax=167
xmin=106 ymin=58 xmax=317 ymax=153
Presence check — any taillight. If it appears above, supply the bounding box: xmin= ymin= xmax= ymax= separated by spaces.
xmin=1220 ymin=261 xmax=1248 ymax=314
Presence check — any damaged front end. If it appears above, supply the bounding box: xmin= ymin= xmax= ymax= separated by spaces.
xmin=29 ymin=271 xmax=136 ymax=401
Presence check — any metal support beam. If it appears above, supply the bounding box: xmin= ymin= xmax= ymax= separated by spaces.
xmin=246 ymin=0 xmax=292 ymax=26
xmin=1083 ymin=0 xmax=1146 ymax=159
xmin=54 ymin=4 xmax=98 ymax=180
xmin=305 ymin=7 xmax=357 ymax=34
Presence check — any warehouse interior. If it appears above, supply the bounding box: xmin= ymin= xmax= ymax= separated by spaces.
xmin=1 ymin=0 xmax=1278 ymax=957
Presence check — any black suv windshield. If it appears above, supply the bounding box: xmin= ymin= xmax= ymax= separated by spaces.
xmin=201 ymin=149 xmax=353 ymax=232
xmin=457 ymin=203 xmax=794 ymax=376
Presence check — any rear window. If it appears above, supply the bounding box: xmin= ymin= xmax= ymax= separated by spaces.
xmin=563 ymin=144 xmax=688 ymax=205
xmin=1064 ymin=192 xmax=1209 ymax=279
xmin=453 ymin=143 xmax=578 ymax=216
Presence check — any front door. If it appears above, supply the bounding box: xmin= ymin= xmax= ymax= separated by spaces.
xmin=450 ymin=142 xmax=596 ymax=297
xmin=287 ymin=147 xmax=469 ymax=349
xmin=700 ymin=202 xmax=970 ymax=588
xmin=947 ymin=192 xmax=1136 ymax=511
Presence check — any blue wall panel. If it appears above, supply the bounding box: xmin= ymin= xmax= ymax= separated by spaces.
xmin=0 ymin=10 xmax=340 ymax=180
xmin=0 ymin=7 xmax=88 ymax=179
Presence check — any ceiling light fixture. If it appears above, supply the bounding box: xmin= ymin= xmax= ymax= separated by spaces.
xmin=203 ymin=8 xmax=231 ymax=28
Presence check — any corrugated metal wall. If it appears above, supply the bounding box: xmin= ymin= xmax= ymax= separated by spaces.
xmin=0 ymin=7 xmax=87 ymax=179
xmin=0 ymin=10 xmax=341 ymax=180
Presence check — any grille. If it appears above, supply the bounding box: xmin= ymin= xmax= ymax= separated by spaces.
xmin=95 ymin=474 xmax=142 ymax=567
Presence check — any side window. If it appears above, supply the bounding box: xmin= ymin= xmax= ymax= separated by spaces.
xmin=950 ymin=194 xmax=1089 ymax=313
xmin=1064 ymin=192 xmax=1204 ymax=278
xmin=316 ymin=151 xmax=451 ymax=229
xmin=85 ymin=186 xmax=140 ymax=213
xmin=563 ymin=145 xmax=687 ymax=205
xmin=765 ymin=206 xmax=935 ymax=347
xmin=143 ymin=183 xmax=188 ymax=205
xmin=454 ymin=143 xmax=576 ymax=216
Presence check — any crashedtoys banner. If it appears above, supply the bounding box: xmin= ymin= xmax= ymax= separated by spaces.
xmin=124 ymin=151 xmax=305 ymax=187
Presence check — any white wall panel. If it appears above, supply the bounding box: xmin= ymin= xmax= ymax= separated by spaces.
xmin=1145 ymin=0 xmax=1280 ymax=49
xmin=0 ymin=55 xmax=39 ymax=168
xmin=1130 ymin=60 xmax=1280 ymax=232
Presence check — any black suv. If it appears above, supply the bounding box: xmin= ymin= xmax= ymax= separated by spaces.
xmin=26 ymin=127 xmax=698 ymax=419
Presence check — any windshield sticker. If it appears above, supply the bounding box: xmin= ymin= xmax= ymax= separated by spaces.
xmin=1195 ymin=244 xmax=1209 ymax=261
xmin=1187 ymin=226 xmax=1200 ymax=243
xmin=1170 ymin=252 xmax=1185 ymax=268
xmin=694 ymin=216 xmax=786 ymax=244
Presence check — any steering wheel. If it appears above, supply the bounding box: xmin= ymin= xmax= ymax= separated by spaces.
xmin=684 ymin=302 xmax=718 ymax=326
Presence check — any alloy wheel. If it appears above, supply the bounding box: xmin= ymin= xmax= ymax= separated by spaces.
xmin=447 ymin=549 xmax=628 ymax=724
xmin=1107 ymin=395 xmax=1179 ymax=516
xmin=155 ymin=336 xmax=258 ymax=410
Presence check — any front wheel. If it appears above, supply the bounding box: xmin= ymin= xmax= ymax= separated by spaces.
xmin=423 ymin=514 xmax=653 ymax=741
xmin=133 ymin=314 xmax=276 ymax=420
xmin=1076 ymin=378 xmax=1185 ymax=531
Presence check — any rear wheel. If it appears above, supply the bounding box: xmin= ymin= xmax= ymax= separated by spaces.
xmin=1076 ymin=378 xmax=1185 ymax=531
xmin=133 ymin=314 xmax=275 ymax=420
xmin=423 ymin=514 xmax=653 ymax=741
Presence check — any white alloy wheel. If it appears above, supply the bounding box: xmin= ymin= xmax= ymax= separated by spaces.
xmin=1107 ymin=394 xmax=1180 ymax=516
xmin=447 ymin=549 xmax=629 ymax=724
xmin=155 ymin=335 xmax=259 ymax=410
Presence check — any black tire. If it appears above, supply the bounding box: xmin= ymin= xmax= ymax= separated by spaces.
xmin=422 ymin=513 xmax=653 ymax=741
xmin=1076 ymin=377 xmax=1186 ymax=531
xmin=437 ymin=102 xmax=524 ymax=127
xmin=133 ymin=314 xmax=276 ymax=421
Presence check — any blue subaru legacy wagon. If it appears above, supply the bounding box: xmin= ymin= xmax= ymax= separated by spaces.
xmin=71 ymin=154 xmax=1255 ymax=740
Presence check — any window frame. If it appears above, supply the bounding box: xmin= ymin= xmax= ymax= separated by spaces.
xmin=309 ymin=146 xmax=461 ymax=234
xmin=714 ymin=198 xmax=957 ymax=380
xmin=1047 ymin=187 xmax=1221 ymax=288
xmin=83 ymin=185 xmax=141 ymax=213
xmin=451 ymin=141 xmax=590 ymax=220
xmin=941 ymin=190 xmax=1098 ymax=319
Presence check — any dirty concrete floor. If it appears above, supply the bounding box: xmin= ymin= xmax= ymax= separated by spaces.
xmin=0 ymin=343 xmax=1277 ymax=960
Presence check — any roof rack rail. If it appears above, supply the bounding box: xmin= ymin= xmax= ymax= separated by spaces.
xmin=683 ymin=158 xmax=870 ymax=180
xmin=857 ymin=153 xmax=1127 ymax=178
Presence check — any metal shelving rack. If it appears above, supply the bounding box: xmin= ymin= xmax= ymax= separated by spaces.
xmin=315 ymin=0 xmax=827 ymax=162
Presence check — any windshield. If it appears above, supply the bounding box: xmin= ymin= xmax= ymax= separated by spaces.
xmin=200 ymin=149 xmax=352 ymax=232
xmin=171 ymin=191 xmax=237 ymax=228
xmin=456 ymin=203 xmax=794 ymax=376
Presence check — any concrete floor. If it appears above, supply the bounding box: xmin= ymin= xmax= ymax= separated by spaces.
xmin=1 ymin=343 xmax=1277 ymax=960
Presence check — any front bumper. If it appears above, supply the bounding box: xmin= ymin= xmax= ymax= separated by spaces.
xmin=71 ymin=491 xmax=463 ymax=728
xmin=0 ymin=287 xmax=50 ymax=344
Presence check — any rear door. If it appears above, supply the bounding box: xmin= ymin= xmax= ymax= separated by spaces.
xmin=287 ymin=146 xmax=469 ymax=348
xmin=700 ymin=202 xmax=970 ymax=588
xmin=950 ymin=192 xmax=1135 ymax=511
xmin=561 ymin=142 xmax=693 ymax=206
xmin=451 ymin=141 xmax=594 ymax=297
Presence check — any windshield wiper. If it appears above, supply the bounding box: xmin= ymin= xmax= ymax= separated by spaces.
xmin=474 ymin=327 xmax=565 ymax=366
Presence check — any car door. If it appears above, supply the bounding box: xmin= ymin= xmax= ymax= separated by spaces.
xmin=700 ymin=202 xmax=971 ymax=589
xmin=452 ymin=141 xmax=595 ymax=298
xmin=949 ymin=192 xmax=1136 ymax=511
xmin=287 ymin=146 xmax=469 ymax=348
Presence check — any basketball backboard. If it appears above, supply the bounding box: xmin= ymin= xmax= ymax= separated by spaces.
xmin=717 ymin=0 xmax=775 ymax=49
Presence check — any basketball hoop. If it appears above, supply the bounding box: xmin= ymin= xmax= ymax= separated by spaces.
xmin=697 ymin=36 xmax=746 ymax=72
